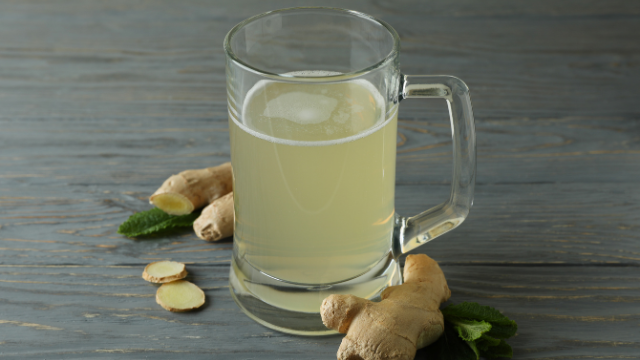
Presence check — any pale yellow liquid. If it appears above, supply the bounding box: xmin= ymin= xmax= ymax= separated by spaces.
xmin=230 ymin=73 xmax=397 ymax=286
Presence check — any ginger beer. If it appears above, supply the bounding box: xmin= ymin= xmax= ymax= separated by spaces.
xmin=230 ymin=72 xmax=397 ymax=286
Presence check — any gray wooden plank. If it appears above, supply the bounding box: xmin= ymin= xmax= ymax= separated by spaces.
xmin=2 ymin=116 xmax=639 ymax=266
xmin=0 ymin=1 xmax=637 ymax=120
xmin=2 ymin=115 xmax=638 ymax=188
xmin=1 ymin=180 xmax=639 ymax=267
xmin=0 ymin=264 xmax=638 ymax=359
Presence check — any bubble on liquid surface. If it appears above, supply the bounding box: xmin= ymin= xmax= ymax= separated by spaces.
xmin=263 ymin=92 xmax=338 ymax=125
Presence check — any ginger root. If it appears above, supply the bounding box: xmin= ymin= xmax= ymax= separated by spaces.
xmin=150 ymin=162 xmax=232 ymax=215
xmin=142 ymin=261 xmax=187 ymax=283
xmin=156 ymin=280 xmax=205 ymax=312
xmin=193 ymin=191 xmax=234 ymax=241
xmin=320 ymin=254 xmax=451 ymax=360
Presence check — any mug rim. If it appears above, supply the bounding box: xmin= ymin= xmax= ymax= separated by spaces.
xmin=223 ymin=7 xmax=400 ymax=82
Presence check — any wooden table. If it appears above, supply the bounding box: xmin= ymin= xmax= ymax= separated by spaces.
xmin=1 ymin=1 xmax=638 ymax=358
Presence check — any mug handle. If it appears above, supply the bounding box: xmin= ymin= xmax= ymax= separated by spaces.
xmin=393 ymin=75 xmax=477 ymax=257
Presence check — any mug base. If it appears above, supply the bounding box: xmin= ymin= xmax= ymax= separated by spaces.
xmin=229 ymin=251 xmax=402 ymax=335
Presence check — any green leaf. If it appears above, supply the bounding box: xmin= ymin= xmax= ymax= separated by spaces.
xmin=466 ymin=340 xmax=480 ymax=360
xmin=418 ymin=321 xmax=478 ymax=360
xmin=476 ymin=334 xmax=501 ymax=351
xmin=442 ymin=302 xmax=517 ymax=339
xmin=117 ymin=208 xmax=199 ymax=237
xmin=486 ymin=323 xmax=518 ymax=339
xmin=480 ymin=339 xmax=513 ymax=359
xmin=422 ymin=302 xmax=518 ymax=359
xmin=449 ymin=318 xmax=492 ymax=342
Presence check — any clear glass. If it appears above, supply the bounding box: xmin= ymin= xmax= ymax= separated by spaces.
xmin=224 ymin=7 xmax=476 ymax=335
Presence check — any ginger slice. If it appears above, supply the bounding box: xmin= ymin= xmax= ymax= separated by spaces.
xmin=193 ymin=192 xmax=234 ymax=241
xmin=321 ymin=254 xmax=451 ymax=360
xmin=156 ymin=280 xmax=205 ymax=312
xmin=150 ymin=162 xmax=233 ymax=215
xmin=142 ymin=261 xmax=187 ymax=283
xmin=151 ymin=193 xmax=194 ymax=215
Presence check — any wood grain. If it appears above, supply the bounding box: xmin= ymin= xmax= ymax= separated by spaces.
xmin=0 ymin=0 xmax=638 ymax=358
xmin=1 ymin=264 xmax=638 ymax=359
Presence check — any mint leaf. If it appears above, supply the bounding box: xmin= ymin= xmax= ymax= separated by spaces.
xmin=480 ymin=340 xmax=513 ymax=359
xmin=442 ymin=302 xmax=517 ymax=339
xmin=423 ymin=302 xmax=517 ymax=359
xmin=449 ymin=318 xmax=492 ymax=342
xmin=466 ymin=340 xmax=480 ymax=360
xmin=486 ymin=323 xmax=517 ymax=340
xmin=476 ymin=334 xmax=501 ymax=351
xmin=118 ymin=208 xmax=199 ymax=237
xmin=418 ymin=321 xmax=478 ymax=360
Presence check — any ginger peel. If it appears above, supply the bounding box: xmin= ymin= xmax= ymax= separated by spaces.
xmin=150 ymin=162 xmax=232 ymax=215
xmin=321 ymin=254 xmax=451 ymax=360
xmin=193 ymin=191 xmax=234 ymax=241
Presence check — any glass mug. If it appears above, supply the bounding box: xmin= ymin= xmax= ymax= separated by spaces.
xmin=224 ymin=7 xmax=475 ymax=335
